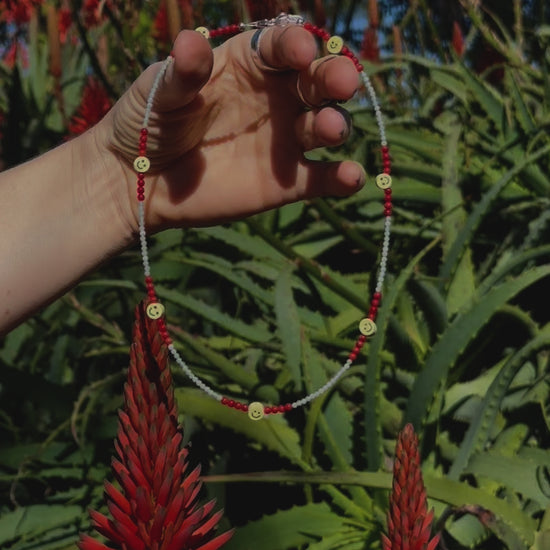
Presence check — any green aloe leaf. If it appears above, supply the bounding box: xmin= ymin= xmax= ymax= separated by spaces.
xmin=364 ymin=238 xmax=440 ymax=471
xmin=465 ymin=451 xmax=550 ymax=509
xmin=505 ymin=69 xmax=537 ymax=133
xmin=0 ymin=505 xmax=82 ymax=545
xmin=274 ymin=266 xmax=302 ymax=390
xmin=223 ymin=503 xmax=346 ymax=550
xmin=157 ymin=285 xmax=272 ymax=343
xmin=440 ymin=121 xmax=476 ymax=314
xmin=198 ymin=226 xmax=284 ymax=262
xmin=204 ymin=469 xmax=536 ymax=544
xmin=438 ymin=143 xmax=550 ymax=290
xmin=449 ymin=323 xmax=550 ymax=480
xmin=405 ymin=264 xmax=550 ymax=430
xmin=457 ymin=61 xmax=506 ymax=129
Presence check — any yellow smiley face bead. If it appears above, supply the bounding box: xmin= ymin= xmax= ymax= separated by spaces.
xmin=326 ymin=35 xmax=344 ymax=54
xmin=375 ymin=173 xmax=392 ymax=190
xmin=134 ymin=156 xmax=151 ymax=173
xmin=146 ymin=302 xmax=165 ymax=320
xmin=248 ymin=402 xmax=264 ymax=421
xmin=195 ymin=26 xmax=210 ymax=39
xmin=359 ymin=318 xmax=377 ymax=337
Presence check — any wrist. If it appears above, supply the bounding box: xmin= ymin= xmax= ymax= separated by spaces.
xmin=85 ymin=113 xmax=140 ymax=247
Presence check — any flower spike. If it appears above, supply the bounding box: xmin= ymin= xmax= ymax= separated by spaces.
xmin=382 ymin=423 xmax=440 ymax=550
xmin=78 ymin=302 xmax=232 ymax=550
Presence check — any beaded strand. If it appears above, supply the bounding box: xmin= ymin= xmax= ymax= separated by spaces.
xmin=133 ymin=15 xmax=393 ymax=420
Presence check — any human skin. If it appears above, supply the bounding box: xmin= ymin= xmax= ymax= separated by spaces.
xmin=0 ymin=25 xmax=363 ymax=334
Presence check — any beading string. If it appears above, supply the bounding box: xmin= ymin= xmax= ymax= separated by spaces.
xmin=132 ymin=14 xmax=393 ymax=421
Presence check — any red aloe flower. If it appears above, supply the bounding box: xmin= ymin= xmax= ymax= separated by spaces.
xmin=0 ymin=0 xmax=42 ymax=25
xmin=360 ymin=0 xmax=380 ymax=63
xmin=58 ymin=8 xmax=73 ymax=44
xmin=382 ymin=424 xmax=440 ymax=550
xmin=451 ymin=21 xmax=465 ymax=57
xmin=78 ymin=303 xmax=233 ymax=550
xmin=67 ymin=77 xmax=112 ymax=136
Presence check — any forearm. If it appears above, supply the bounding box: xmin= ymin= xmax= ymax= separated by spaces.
xmin=0 ymin=123 xmax=135 ymax=333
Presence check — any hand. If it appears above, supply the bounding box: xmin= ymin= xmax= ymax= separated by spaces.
xmin=99 ymin=23 xmax=363 ymax=231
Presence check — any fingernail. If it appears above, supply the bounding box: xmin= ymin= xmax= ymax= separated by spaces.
xmin=338 ymin=108 xmax=352 ymax=139
xmin=355 ymin=163 xmax=367 ymax=190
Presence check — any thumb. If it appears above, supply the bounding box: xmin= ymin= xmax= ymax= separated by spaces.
xmin=154 ymin=30 xmax=213 ymax=112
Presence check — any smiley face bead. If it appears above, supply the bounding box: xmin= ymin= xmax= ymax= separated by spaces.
xmin=248 ymin=401 xmax=264 ymax=421
xmin=195 ymin=26 xmax=210 ymax=39
xmin=134 ymin=156 xmax=151 ymax=173
xmin=375 ymin=173 xmax=392 ymax=190
xmin=146 ymin=302 xmax=165 ymax=320
xmin=326 ymin=35 xmax=344 ymax=54
xmin=359 ymin=318 xmax=377 ymax=337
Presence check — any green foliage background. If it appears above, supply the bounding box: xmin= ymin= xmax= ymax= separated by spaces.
xmin=1 ymin=1 xmax=550 ymax=549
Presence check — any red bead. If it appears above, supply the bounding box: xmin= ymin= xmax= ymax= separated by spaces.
xmin=371 ymin=299 xmax=380 ymax=307
xmin=284 ymin=403 xmax=292 ymax=411
xmin=321 ymin=30 xmax=330 ymax=40
xmin=357 ymin=63 xmax=364 ymax=72
xmin=349 ymin=352 xmax=357 ymax=361
xmin=137 ymin=194 xmax=145 ymax=202
xmin=221 ymin=397 xmax=228 ymax=405
xmin=264 ymin=407 xmax=272 ymax=414
xmin=140 ymin=128 xmax=148 ymax=136
xmin=353 ymin=345 xmax=362 ymax=354
xmin=358 ymin=334 xmax=367 ymax=343
xmin=385 ymin=189 xmax=392 ymax=196
xmin=374 ymin=292 xmax=382 ymax=299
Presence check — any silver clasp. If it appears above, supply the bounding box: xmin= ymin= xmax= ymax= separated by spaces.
xmin=247 ymin=13 xmax=304 ymax=29
xmin=274 ymin=13 xmax=305 ymax=26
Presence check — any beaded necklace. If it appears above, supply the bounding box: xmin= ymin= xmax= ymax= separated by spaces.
xmin=133 ymin=14 xmax=393 ymax=421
